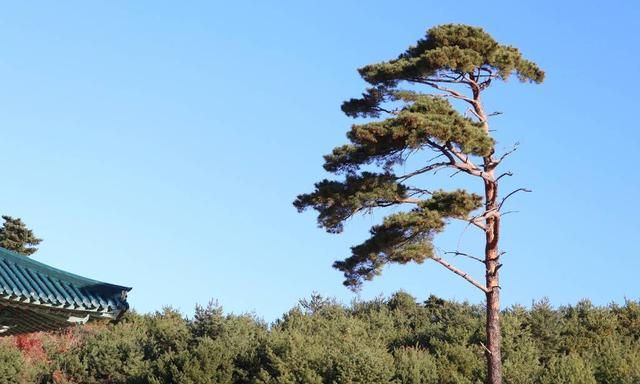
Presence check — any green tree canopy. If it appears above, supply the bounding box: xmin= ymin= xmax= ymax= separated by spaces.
xmin=5 ymin=294 xmax=640 ymax=383
xmin=295 ymin=24 xmax=543 ymax=289
xmin=0 ymin=215 xmax=42 ymax=256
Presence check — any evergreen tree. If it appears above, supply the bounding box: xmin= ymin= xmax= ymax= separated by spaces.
xmin=0 ymin=215 xmax=42 ymax=256
xmin=294 ymin=24 xmax=544 ymax=384
xmin=4 ymin=295 xmax=640 ymax=382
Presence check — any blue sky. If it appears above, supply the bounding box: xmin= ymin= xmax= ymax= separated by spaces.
xmin=1 ymin=1 xmax=638 ymax=321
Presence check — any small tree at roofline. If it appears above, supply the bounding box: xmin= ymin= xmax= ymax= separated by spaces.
xmin=294 ymin=24 xmax=544 ymax=384
xmin=0 ymin=215 xmax=42 ymax=256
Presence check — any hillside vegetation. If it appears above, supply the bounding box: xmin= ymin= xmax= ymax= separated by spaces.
xmin=1 ymin=293 xmax=639 ymax=383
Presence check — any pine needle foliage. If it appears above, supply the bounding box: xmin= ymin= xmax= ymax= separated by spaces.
xmin=295 ymin=24 xmax=543 ymax=289
xmin=0 ymin=216 xmax=42 ymax=256
xmin=2 ymin=295 xmax=639 ymax=383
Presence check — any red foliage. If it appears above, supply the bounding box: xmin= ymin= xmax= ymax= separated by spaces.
xmin=51 ymin=327 xmax=83 ymax=354
xmin=51 ymin=369 xmax=65 ymax=384
xmin=15 ymin=332 xmax=47 ymax=362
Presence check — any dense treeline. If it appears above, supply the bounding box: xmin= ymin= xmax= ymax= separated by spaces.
xmin=1 ymin=293 xmax=639 ymax=383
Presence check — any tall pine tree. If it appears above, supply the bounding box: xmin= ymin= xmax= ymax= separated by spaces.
xmin=0 ymin=216 xmax=42 ymax=256
xmin=295 ymin=24 xmax=544 ymax=384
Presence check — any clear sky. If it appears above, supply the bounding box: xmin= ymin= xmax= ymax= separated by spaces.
xmin=1 ymin=1 xmax=638 ymax=321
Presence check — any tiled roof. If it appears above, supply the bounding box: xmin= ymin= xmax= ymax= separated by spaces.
xmin=0 ymin=247 xmax=131 ymax=335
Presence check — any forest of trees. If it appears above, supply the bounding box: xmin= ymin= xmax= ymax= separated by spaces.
xmin=0 ymin=293 xmax=638 ymax=383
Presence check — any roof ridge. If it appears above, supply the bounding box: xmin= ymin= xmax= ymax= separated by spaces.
xmin=0 ymin=247 xmax=131 ymax=292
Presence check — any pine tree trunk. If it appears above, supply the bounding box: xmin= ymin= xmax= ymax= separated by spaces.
xmin=485 ymin=276 xmax=502 ymax=383
xmin=474 ymin=83 xmax=503 ymax=384
xmin=484 ymin=179 xmax=502 ymax=384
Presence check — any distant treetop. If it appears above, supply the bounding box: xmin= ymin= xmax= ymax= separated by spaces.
xmin=0 ymin=215 xmax=42 ymax=256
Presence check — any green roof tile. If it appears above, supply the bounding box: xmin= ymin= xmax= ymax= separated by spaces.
xmin=0 ymin=247 xmax=131 ymax=335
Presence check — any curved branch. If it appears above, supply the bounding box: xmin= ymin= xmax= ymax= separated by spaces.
xmin=445 ymin=250 xmax=484 ymax=264
xmin=489 ymin=143 xmax=519 ymax=169
xmin=406 ymin=187 xmax=432 ymax=196
xmin=432 ymin=256 xmax=490 ymax=293
xmin=498 ymin=188 xmax=532 ymax=211
xmin=422 ymin=139 xmax=492 ymax=181
xmin=395 ymin=162 xmax=453 ymax=182
xmin=446 ymin=142 xmax=481 ymax=171
xmin=411 ymin=78 xmax=476 ymax=105
xmin=496 ymin=172 xmax=513 ymax=182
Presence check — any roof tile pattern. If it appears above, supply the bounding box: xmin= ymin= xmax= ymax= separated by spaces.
xmin=0 ymin=247 xmax=131 ymax=335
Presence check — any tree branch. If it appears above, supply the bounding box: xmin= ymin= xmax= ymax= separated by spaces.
xmin=406 ymin=187 xmax=432 ymax=196
xmin=463 ymin=207 xmax=503 ymax=230
xmin=426 ymin=153 xmax=446 ymax=163
xmin=411 ymin=78 xmax=476 ymax=105
xmin=489 ymin=143 xmax=519 ymax=169
xmin=394 ymin=197 xmax=423 ymax=204
xmin=458 ymin=213 xmax=488 ymax=231
xmin=446 ymin=142 xmax=481 ymax=171
xmin=445 ymin=251 xmax=484 ymax=263
xmin=466 ymin=108 xmax=483 ymax=120
xmin=426 ymin=139 xmax=456 ymax=164
xmin=415 ymin=139 xmax=490 ymax=182
xmin=395 ymin=162 xmax=452 ymax=182
xmin=350 ymin=196 xmax=427 ymax=218
xmin=365 ymin=197 xmax=425 ymax=210
xmin=375 ymin=107 xmax=398 ymax=116
xmin=496 ymin=172 xmax=513 ymax=182
xmin=444 ymin=142 xmax=493 ymax=181
xmin=431 ymin=256 xmax=490 ymax=293
xmin=453 ymin=163 xmax=492 ymax=181
xmin=498 ymin=188 xmax=532 ymax=211
xmin=421 ymin=75 xmax=470 ymax=84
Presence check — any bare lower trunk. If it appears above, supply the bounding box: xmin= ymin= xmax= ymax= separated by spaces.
xmin=484 ymin=179 xmax=502 ymax=384
xmin=472 ymin=80 xmax=503 ymax=384
xmin=486 ymin=276 xmax=502 ymax=383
